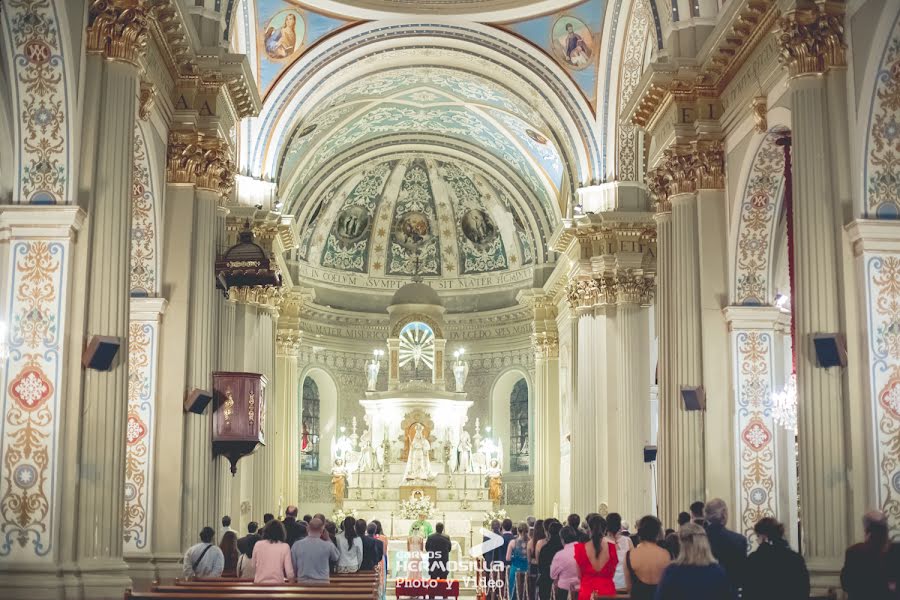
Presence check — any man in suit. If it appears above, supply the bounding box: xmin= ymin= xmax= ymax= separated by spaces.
xmin=282 ymin=505 xmax=304 ymax=547
xmin=425 ymin=522 xmax=453 ymax=580
xmin=841 ymin=510 xmax=900 ymax=600
xmin=499 ymin=518 xmax=516 ymax=565
xmin=357 ymin=519 xmax=384 ymax=571
xmin=690 ymin=501 xmax=706 ymax=526
xmin=704 ymin=498 xmax=748 ymax=594
xmin=237 ymin=521 xmax=260 ymax=557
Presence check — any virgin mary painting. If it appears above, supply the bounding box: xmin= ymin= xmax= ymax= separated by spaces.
xmin=264 ymin=11 xmax=302 ymax=60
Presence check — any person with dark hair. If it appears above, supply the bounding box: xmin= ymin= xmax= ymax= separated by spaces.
xmin=689 ymin=502 xmax=705 ymax=526
xmin=566 ymin=514 xmax=581 ymax=531
xmin=182 ymin=526 xmax=224 ymax=579
xmin=252 ymin=519 xmax=294 ymax=584
xmin=742 ymin=518 xmax=809 ymax=600
xmin=500 ymin=518 xmax=516 ymax=566
xmin=841 ymin=510 xmax=900 ymax=600
xmin=538 ymin=520 xmax=564 ymax=600
xmin=527 ymin=519 xmax=546 ymax=596
xmin=677 ymin=512 xmax=691 ymax=528
xmin=704 ymin=498 xmax=748 ymax=594
xmin=663 ymin=529 xmax=680 ymax=559
xmin=336 ymin=515 xmax=362 ymax=573
xmin=237 ymin=521 xmax=260 ymax=557
xmin=357 ymin=519 xmax=383 ymax=571
xmin=624 ymin=516 xmax=670 ymax=600
xmin=263 ymin=513 xmax=275 ymax=525
xmin=607 ymin=512 xmax=634 ymax=591
xmin=425 ymin=522 xmax=452 ymax=580
xmin=574 ymin=514 xmax=617 ymax=598
xmin=219 ymin=531 xmax=239 ymax=577
xmin=551 ymin=526 xmax=581 ymax=600
xmin=282 ymin=505 xmax=304 ymax=547
xmin=372 ymin=519 xmax=389 ymax=580
xmin=303 ymin=514 xmax=312 ymax=523
xmin=221 ymin=515 xmax=236 ymax=539
xmin=296 ymin=520 xmax=308 ymax=542
xmin=292 ymin=517 xmax=339 ymax=584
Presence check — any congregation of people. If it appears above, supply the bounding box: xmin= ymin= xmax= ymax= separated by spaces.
xmin=179 ymin=499 xmax=899 ymax=600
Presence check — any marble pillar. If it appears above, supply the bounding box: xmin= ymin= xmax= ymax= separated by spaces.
xmin=76 ymin=22 xmax=144 ymax=593
xmin=533 ymin=337 xmax=560 ymax=518
xmin=779 ymin=7 xmax=850 ymax=576
xmin=275 ymin=331 xmax=301 ymax=510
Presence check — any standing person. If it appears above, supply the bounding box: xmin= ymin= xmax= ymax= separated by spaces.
xmin=703 ymin=498 xmax=747 ymax=595
xmin=182 ymin=526 xmax=225 ymax=579
xmin=537 ymin=521 xmax=564 ymax=600
xmin=372 ymin=519 xmax=390 ymax=584
xmin=282 ymin=505 xmax=304 ymax=547
xmin=677 ymin=513 xmax=691 ymax=528
xmin=624 ymin=516 xmax=670 ymax=600
xmin=527 ymin=519 xmax=546 ymax=599
xmin=506 ymin=522 xmax=530 ymax=600
xmin=336 ymin=515 xmax=363 ymax=573
xmin=252 ymin=519 xmax=294 ymax=584
xmin=220 ymin=516 xmax=236 ymax=539
xmin=358 ymin=519 xmax=384 ymax=572
xmin=689 ymin=502 xmax=705 ymax=527
xmin=219 ymin=531 xmax=239 ymax=578
xmin=550 ymin=526 xmax=581 ymax=600
xmin=607 ymin=512 xmax=634 ymax=591
xmin=425 ymin=522 xmax=452 ymax=580
xmin=263 ymin=513 xmax=275 ymax=527
xmin=500 ymin=518 xmax=517 ymax=564
xmin=237 ymin=521 xmax=260 ymax=558
xmin=292 ymin=517 xmax=340 ymax=584
xmin=841 ymin=510 xmax=900 ymax=600
xmin=743 ymin=518 xmax=809 ymax=600
xmin=573 ymin=514 xmax=618 ymax=598
xmin=653 ymin=523 xmax=734 ymax=600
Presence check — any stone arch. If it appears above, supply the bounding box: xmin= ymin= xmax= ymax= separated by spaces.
xmin=1 ymin=0 xmax=77 ymax=204
xmin=730 ymin=126 xmax=791 ymax=306
xmin=299 ymin=366 xmax=339 ymax=473
xmin=490 ymin=367 xmax=532 ymax=473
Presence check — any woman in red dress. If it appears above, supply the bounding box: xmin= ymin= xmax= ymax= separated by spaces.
xmin=574 ymin=514 xmax=618 ymax=598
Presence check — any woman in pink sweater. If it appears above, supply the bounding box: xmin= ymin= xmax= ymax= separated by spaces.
xmin=252 ymin=520 xmax=295 ymax=584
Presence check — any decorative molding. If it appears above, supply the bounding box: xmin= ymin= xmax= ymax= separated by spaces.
xmin=751 ymin=96 xmax=768 ymax=134
xmin=226 ymin=285 xmax=284 ymax=313
xmin=776 ymin=3 xmax=847 ymax=79
xmin=86 ymin=0 xmax=149 ymax=66
xmin=663 ymin=146 xmax=696 ymax=196
xmin=138 ymin=81 xmax=156 ymax=121
xmin=276 ymin=329 xmax=302 ymax=357
xmin=614 ymin=272 xmax=655 ymax=306
xmin=533 ymin=332 xmax=559 ymax=359
xmin=647 ymin=167 xmax=672 ymax=213
xmin=692 ymin=140 xmax=725 ymax=191
xmin=166 ymin=131 xmax=235 ymax=197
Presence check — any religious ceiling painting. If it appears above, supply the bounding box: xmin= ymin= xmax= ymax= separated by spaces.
xmin=255 ymin=0 xmax=357 ymax=98
xmin=864 ymin=11 xmax=900 ymax=219
xmin=498 ymin=0 xmax=606 ymax=110
xmin=387 ymin=159 xmax=441 ymax=276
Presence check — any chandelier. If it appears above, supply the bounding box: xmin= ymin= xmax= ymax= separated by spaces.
xmin=772 ymin=373 xmax=798 ymax=434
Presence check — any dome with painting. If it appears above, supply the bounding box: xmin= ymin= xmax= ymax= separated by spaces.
xmin=289 ymin=154 xmax=555 ymax=313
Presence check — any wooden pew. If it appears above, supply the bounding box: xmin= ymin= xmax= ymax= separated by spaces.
xmin=125 ymin=573 xmax=381 ymax=600
xmin=126 ymin=593 xmax=375 ymax=600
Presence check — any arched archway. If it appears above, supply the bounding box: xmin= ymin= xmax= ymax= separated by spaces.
xmin=490 ymin=369 xmax=531 ymax=473
xmin=300 ymin=367 xmax=339 ymax=473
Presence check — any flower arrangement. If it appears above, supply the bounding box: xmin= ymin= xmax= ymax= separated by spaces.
xmin=331 ymin=507 xmax=358 ymax=524
xmin=398 ymin=494 xmax=435 ymax=519
xmin=482 ymin=508 xmax=508 ymax=528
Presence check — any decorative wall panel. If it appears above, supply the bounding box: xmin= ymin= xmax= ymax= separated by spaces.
xmin=864 ymin=12 xmax=900 ymax=218
xmin=732 ymin=330 xmax=778 ymax=541
xmin=1 ymin=0 xmax=74 ymax=204
xmin=123 ymin=320 xmax=158 ymax=552
xmin=0 ymin=239 xmax=71 ymax=559
xmin=130 ymin=123 xmax=158 ymax=296
xmin=616 ymin=1 xmax=650 ymax=181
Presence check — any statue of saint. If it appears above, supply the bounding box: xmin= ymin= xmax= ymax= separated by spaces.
xmin=366 ymin=358 xmax=380 ymax=391
xmin=331 ymin=458 xmax=347 ymax=505
xmin=487 ymin=458 xmax=502 ymax=504
xmin=403 ymin=423 xmax=434 ymax=481
xmin=456 ymin=429 xmax=472 ymax=474
xmin=358 ymin=429 xmax=377 ymax=471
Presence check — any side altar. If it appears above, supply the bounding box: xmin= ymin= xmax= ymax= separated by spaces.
xmin=327 ymin=282 xmax=504 ymax=545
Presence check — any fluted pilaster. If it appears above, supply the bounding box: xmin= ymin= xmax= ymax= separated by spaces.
xmin=533 ymin=335 xmax=560 ymax=517
xmin=76 ymin=53 xmax=140 ymax=595
xmin=654 ymin=209 xmax=676 ymax=526
xmin=275 ymin=331 xmax=301 ymax=510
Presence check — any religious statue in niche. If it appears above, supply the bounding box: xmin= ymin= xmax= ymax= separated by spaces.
xmin=487 ymin=458 xmax=503 ymax=504
xmin=404 ymin=423 xmax=435 ymax=481
xmin=358 ymin=429 xmax=378 ymax=472
xmin=455 ymin=429 xmax=473 ymax=474
xmin=460 ymin=209 xmax=498 ymax=248
xmin=331 ymin=457 xmax=348 ymax=506
xmin=264 ymin=10 xmax=303 ymax=60
xmin=551 ymin=16 xmax=593 ymax=70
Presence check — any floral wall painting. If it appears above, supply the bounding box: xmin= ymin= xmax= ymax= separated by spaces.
xmin=255 ymin=0 xmax=356 ymax=98
xmin=498 ymin=0 xmax=605 ymax=109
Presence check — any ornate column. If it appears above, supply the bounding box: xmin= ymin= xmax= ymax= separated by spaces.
xmin=615 ymin=273 xmax=655 ymax=522
xmin=668 ymin=147 xmax=706 ymax=513
xmin=777 ymin=5 xmax=849 ymax=579
xmin=76 ymin=3 xmax=147 ymax=594
xmin=275 ymin=328 xmax=302 ymax=510
xmin=518 ymin=292 xmax=560 ymax=517
xmin=167 ymin=132 xmax=234 ymax=549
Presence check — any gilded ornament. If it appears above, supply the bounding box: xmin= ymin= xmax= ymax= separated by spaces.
xmin=223 ymin=389 xmax=235 ymax=429
xmin=751 ymin=96 xmax=768 ymax=134
xmin=138 ymin=81 xmax=156 ymax=121
xmin=664 ymin=148 xmax=696 ymax=196
xmin=166 ymin=132 xmax=235 ymax=198
xmin=86 ymin=0 xmax=149 ymax=66
xmin=692 ymin=141 xmax=725 ymax=190
xmin=777 ymin=5 xmax=846 ymax=78
xmin=647 ymin=167 xmax=672 ymax=213
xmin=248 ymin=391 xmax=255 ymax=426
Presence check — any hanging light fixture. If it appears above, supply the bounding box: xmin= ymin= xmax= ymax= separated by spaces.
xmin=772 ymin=373 xmax=798 ymax=434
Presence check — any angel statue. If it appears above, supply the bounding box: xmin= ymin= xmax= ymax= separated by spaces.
xmin=456 ymin=429 xmax=472 ymax=474
xmin=331 ymin=457 xmax=348 ymax=506
xmin=403 ymin=423 xmax=434 ymax=481
xmin=358 ymin=428 xmax=378 ymax=472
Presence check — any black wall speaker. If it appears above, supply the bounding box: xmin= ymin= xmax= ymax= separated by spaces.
xmin=643 ymin=445 xmax=658 ymax=463
xmin=184 ymin=388 xmax=213 ymax=414
xmin=812 ymin=333 xmax=847 ymax=368
xmin=82 ymin=335 xmax=121 ymax=371
xmin=681 ymin=386 xmax=706 ymax=411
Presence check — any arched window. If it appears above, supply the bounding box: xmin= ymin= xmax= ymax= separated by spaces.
xmin=509 ymin=378 xmax=529 ymax=472
xmin=300 ymin=377 xmax=320 ymax=471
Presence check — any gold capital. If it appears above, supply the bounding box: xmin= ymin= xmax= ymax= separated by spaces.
xmin=664 ymin=147 xmax=696 ymax=196
xmin=86 ymin=0 xmax=148 ymax=66
xmin=166 ymin=132 xmax=235 ymax=198
xmin=692 ymin=140 xmax=725 ymax=190
xmin=777 ymin=4 xmax=846 ymax=78
xmin=647 ymin=167 xmax=672 ymax=214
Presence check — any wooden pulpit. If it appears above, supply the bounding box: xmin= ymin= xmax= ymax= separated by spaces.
xmin=212 ymin=371 xmax=267 ymax=475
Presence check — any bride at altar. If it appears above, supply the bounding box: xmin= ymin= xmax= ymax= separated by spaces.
xmin=403 ymin=423 xmax=434 ymax=481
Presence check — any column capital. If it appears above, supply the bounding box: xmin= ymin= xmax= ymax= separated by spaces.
xmin=692 ymin=140 xmax=725 ymax=190
xmin=723 ymin=305 xmax=791 ymax=331
xmin=166 ymin=131 xmax=235 ymax=198
xmin=614 ymin=271 xmax=656 ymax=306
xmin=647 ymin=167 xmax=672 ymax=214
xmin=663 ymin=146 xmax=696 ymax=196
xmin=86 ymin=0 xmax=148 ymax=66
xmin=776 ymin=3 xmax=847 ymax=79
xmin=276 ymin=329 xmax=302 ymax=357
xmin=566 ymin=277 xmax=617 ymax=310
xmin=533 ymin=332 xmax=559 ymax=359
xmin=227 ymin=285 xmax=284 ymax=315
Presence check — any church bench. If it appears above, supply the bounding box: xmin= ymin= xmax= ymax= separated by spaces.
xmin=155 ymin=584 xmax=376 ymax=597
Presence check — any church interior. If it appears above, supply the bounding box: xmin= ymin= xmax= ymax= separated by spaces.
xmin=0 ymin=0 xmax=899 ymax=598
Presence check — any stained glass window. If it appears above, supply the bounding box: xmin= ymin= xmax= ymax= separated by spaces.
xmin=300 ymin=377 xmax=320 ymax=471
xmin=510 ymin=378 xmax=529 ymax=472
